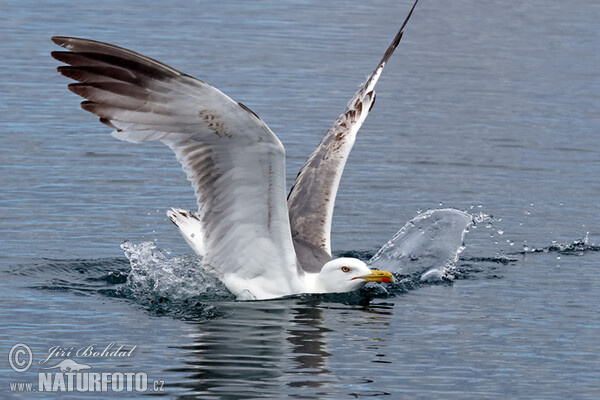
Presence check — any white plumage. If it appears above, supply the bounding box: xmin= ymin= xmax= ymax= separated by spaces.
xmin=52 ymin=0 xmax=418 ymax=300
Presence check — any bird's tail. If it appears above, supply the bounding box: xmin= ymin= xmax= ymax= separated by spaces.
xmin=166 ymin=208 xmax=205 ymax=257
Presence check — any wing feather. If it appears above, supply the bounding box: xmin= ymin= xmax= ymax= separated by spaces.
xmin=287 ymin=0 xmax=419 ymax=272
xmin=52 ymin=36 xmax=302 ymax=299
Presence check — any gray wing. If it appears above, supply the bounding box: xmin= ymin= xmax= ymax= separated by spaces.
xmin=287 ymin=0 xmax=419 ymax=273
xmin=52 ymin=37 xmax=304 ymax=299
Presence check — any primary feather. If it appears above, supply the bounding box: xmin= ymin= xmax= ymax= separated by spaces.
xmin=51 ymin=0 xmax=418 ymax=299
xmin=287 ymin=0 xmax=419 ymax=272
xmin=52 ymin=37 xmax=302 ymax=299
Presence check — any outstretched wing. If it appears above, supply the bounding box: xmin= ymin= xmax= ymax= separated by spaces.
xmin=287 ymin=0 xmax=419 ymax=272
xmin=52 ymin=37 xmax=303 ymax=299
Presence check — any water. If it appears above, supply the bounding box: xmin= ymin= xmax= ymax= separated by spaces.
xmin=1 ymin=0 xmax=599 ymax=398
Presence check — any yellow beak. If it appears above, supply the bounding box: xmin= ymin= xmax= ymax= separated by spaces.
xmin=354 ymin=269 xmax=395 ymax=283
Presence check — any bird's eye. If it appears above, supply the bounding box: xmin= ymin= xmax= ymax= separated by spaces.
xmin=341 ymin=266 xmax=350 ymax=273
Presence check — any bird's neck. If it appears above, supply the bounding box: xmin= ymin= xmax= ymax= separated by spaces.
xmin=301 ymin=271 xmax=325 ymax=293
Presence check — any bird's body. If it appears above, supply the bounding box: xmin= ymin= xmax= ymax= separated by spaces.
xmin=166 ymin=209 xmax=393 ymax=299
xmin=52 ymin=0 xmax=418 ymax=300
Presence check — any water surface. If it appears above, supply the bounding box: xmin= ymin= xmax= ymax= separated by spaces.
xmin=1 ymin=0 xmax=599 ymax=398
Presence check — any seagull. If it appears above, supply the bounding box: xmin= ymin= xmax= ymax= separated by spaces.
xmin=52 ymin=0 xmax=418 ymax=300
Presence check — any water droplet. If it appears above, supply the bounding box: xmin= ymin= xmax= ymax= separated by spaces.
xmin=556 ymin=256 xmax=561 ymax=260
xmin=497 ymin=229 xmax=504 ymax=235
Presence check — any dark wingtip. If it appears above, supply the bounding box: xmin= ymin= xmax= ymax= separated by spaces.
xmin=66 ymin=82 xmax=86 ymax=95
xmin=80 ymin=100 xmax=95 ymax=112
xmin=392 ymin=31 xmax=404 ymax=52
xmin=56 ymin=65 xmax=72 ymax=77
xmin=381 ymin=31 xmax=404 ymax=66
xmin=99 ymin=117 xmax=119 ymax=130
xmin=50 ymin=50 xmax=73 ymax=64
xmin=51 ymin=36 xmax=72 ymax=47
xmin=376 ymin=0 xmax=418 ymax=68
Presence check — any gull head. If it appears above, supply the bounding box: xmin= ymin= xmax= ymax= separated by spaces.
xmin=313 ymin=258 xmax=395 ymax=294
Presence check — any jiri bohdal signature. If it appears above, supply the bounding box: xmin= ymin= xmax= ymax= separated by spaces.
xmin=39 ymin=343 xmax=137 ymax=365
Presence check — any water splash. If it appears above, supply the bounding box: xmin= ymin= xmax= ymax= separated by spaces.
xmin=461 ymin=256 xmax=518 ymax=265
xmin=369 ymin=209 xmax=474 ymax=283
xmin=121 ymin=240 xmax=232 ymax=301
xmin=113 ymin=229 xmax=596 ymax=311
xmin=22 ymin=208 xmax=592 ymax=317
xmin=118 ymin=210 xmax=479 ymax=306
xmin=118 ymin=240 xmax=233 ymax=319
xmin=518 ymin=233 xmax=598 ymax=256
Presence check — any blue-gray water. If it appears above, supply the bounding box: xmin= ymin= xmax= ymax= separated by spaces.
xmin=1 ymin=0 xmax=599 ymax=398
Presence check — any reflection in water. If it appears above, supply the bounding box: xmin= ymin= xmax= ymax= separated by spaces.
xmin=286 ymin=303 xmax=331 ymax=389
xmin=169 ymin=297 xmax=395 ymax=399
xmin=169 ymin=301 xmax=290 ymax=399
